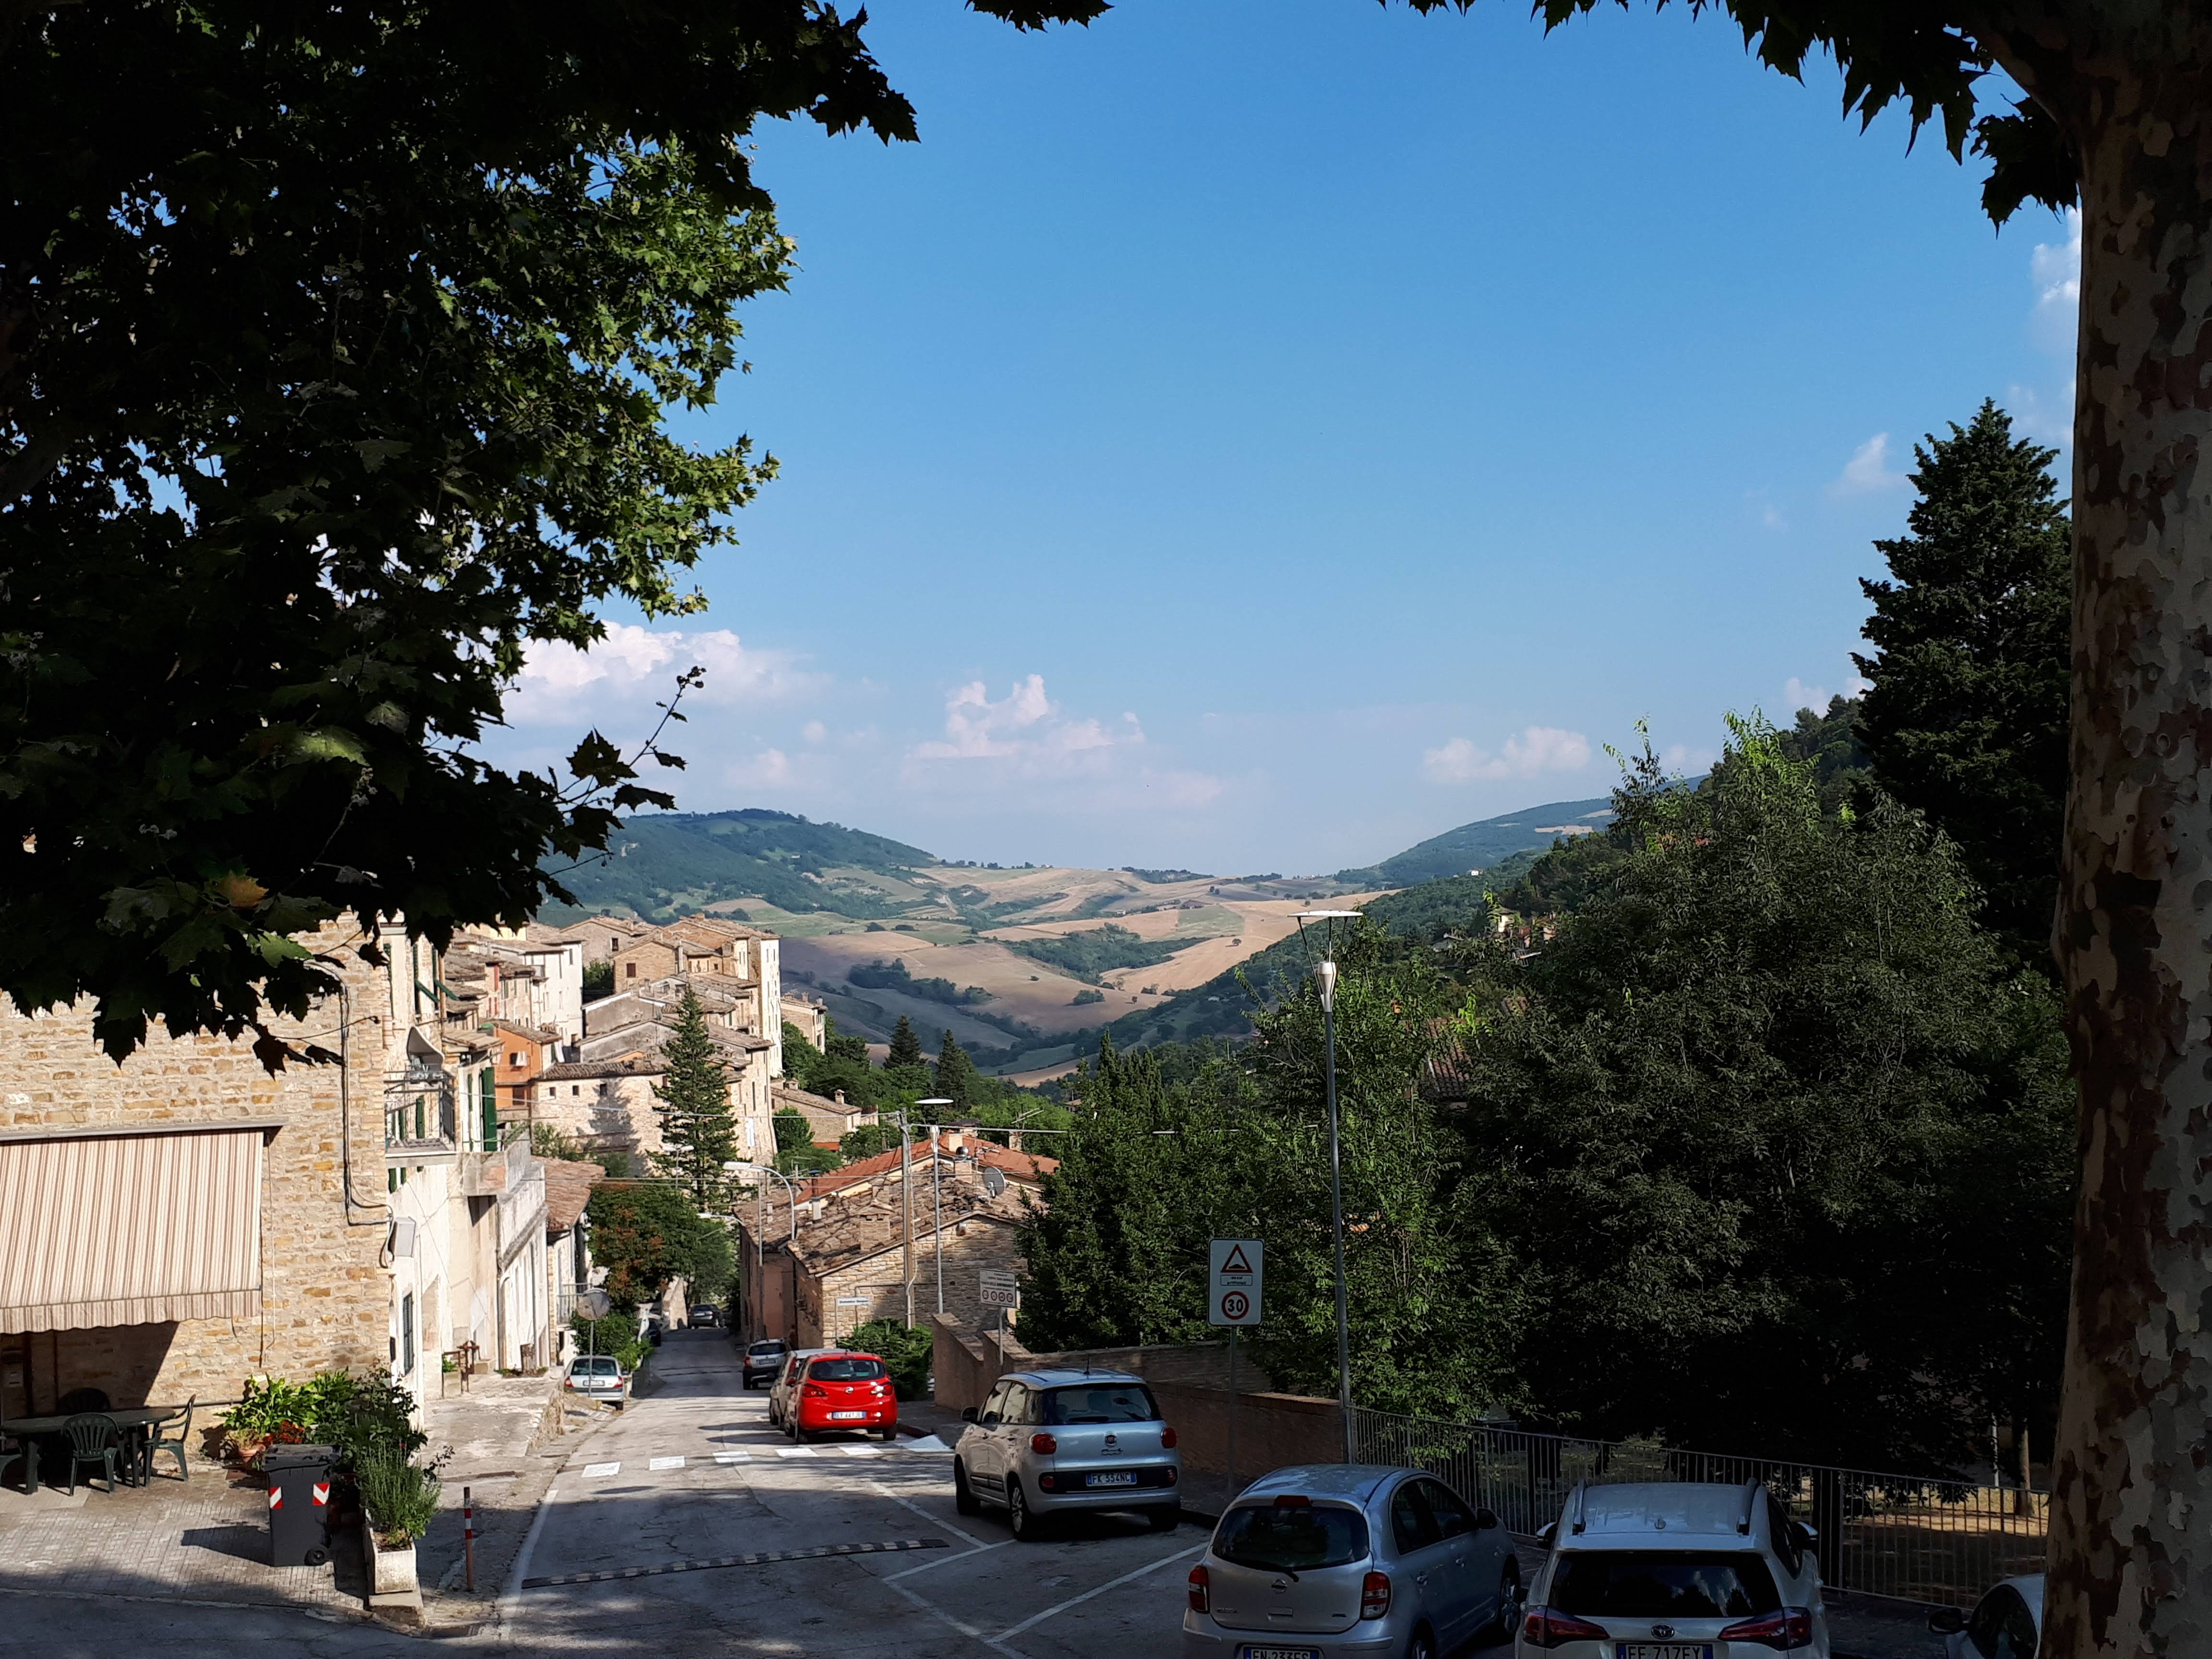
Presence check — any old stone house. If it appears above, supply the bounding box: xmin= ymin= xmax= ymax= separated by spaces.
xmin=736 ymin=1134 xmax=1053 ymax=1348
xmin=771 ymin=1082 xmax=878 ymax=1148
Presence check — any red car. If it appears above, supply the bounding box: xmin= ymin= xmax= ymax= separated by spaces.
xmin=782 ymin=1349 xmax=899 ymax=1442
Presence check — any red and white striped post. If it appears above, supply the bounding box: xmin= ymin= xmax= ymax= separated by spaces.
xmin=463 ymin=1484 xmax=475 ymax=1591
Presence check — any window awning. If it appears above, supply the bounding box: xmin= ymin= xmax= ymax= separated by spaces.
xmin=0 ymin=1124 xmax=269 ymax=1333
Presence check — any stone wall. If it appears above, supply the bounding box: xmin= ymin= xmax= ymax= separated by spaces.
xmin=0 ymin=926 xmax=395 ymax=1414
xmin=804 ymin=1216 xmax=1022 ymax=1348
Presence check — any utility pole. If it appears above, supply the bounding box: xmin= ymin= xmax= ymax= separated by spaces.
xmin=918 ymin=1100 xmax=953 ymax=1318
xmin=899 ymin=1106 xmax=914 ymax=1327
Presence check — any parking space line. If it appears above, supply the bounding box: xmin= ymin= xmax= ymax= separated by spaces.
xmin=885 ymin=1538 xmax=1007 ymax=1582
xmin=888 ymin=1576 xmax=1030 ymax=1659
xmin=868 ymin=1479 xmax=986 ymax=1550
xmin=993 ymin=1541 xmax=1206 ymax=1642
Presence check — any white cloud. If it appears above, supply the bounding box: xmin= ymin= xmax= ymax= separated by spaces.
xmin=508 ymin=624 xmax=822 ymax=723
xmin=2032 ymin=207 xmax=2081 ymax=355
xmin=1828 ymin=433 xmax=1908 ymax=498
xmin=1422 ymin=725 xmax=1593 ymax=784
xmin=801 ymin=720 xmax=828 ymax=745
xmin=1783 ymin=677 xmax=1830 ymax=713
xmin=909 ymin=674 xmax=1129 ymax=767
xmin=727 ymin=747 xmax=793 ymax=787
xmin=1662 ymin=743 xmax=1718 ymax=775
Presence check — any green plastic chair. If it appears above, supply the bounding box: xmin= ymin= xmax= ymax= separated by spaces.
xmin=143 ymin=1398 xmax=195 ymax=1482
xmin=61 ymin=1413 xmax=120 ymax=1495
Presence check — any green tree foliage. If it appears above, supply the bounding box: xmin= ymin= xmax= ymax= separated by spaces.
xmin=1451 ymin=721 xmax=2074 ymax=1467
xmin=847 ymin=958 xmax=994 ymax=1006
xmin=887 ymin=1014 xmax=925 ymax=1071
xmin=840 ymin=1123 xmax=894 ymax=1160
xmin=1007 ymin=923 xmax=1186 ymax=985
xmin=0 ymin=2 xmax=1105 ymax=1056
xmin=651 ymin=987 xmax=735 ymax=1209
xmin=582 ymin=960 xmax=615 ymax=1000
xmin=844 ymin=1317 xmax=932 ymax=1398
xmin=781 ymin=1019 xmax=824 ymax=1077
xmin=772 ymin=1108 xmax=815 ymax=1158
xmin=585 ymin=1182 xmax=731 ymax=1312
xmin=1853 ymin=402 xmax=2071 ymax=963
xmin=934 ymin=1026 xmax=977 ymax=1110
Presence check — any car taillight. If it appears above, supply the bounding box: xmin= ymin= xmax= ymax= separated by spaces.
xmin=1188 ymin=1565 xmax=1210 ymax=1613
xmin=1160 ymin=1426 xmax=1178 ymax=1449
xmin=1030 ymin=1432 xmax=1058 ymax=1454
xmin=1360 ymin=1571 xmax=1392 ymax=1620
xmin=802 ymin=1383 xmax=828 ymax=1398
xmin=1522 ymin=1607 xmax=1612 ymax=1648
xmin=1720 ymin=1609 xmax=1815 ymax=1650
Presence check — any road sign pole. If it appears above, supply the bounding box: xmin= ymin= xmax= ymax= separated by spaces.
xmin=1227 ymin=1327 xmax=1238 ymax=1499
xmin=1322 ymin=963 xmax=1353 ymax=1464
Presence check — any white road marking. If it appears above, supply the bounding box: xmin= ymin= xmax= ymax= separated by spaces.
xmin=776 ymin=1447 xmax=819 ymax=1458
xmin=713 ymin=1451 xmax=750 ymax=1465
xmin=902 ymin=1434 xmax=952 ymax=1452
xmin=498 ymin=1481 xmax=562 ymax=1631
xmin=840 ymin=1444 xmax=881 ymax=1457
xmin=885 ymin=1539 xmax=1006 ymax=1582
xmin=868 ymin=1479 xmax=986 ymax=1550
xmin=649 ymin=1456 xmax=685 ymax=1471
xmin=581 ymin=1462 xmax=621 ymax=1478
xmin=992 ymin=1541 xmax=1206 ymax=1641
xmin=888 ymin=1576 xmax=1030 ymax=1659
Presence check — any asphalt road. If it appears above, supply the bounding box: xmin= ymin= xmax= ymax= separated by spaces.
xmin=5 ymin=1330 xmax=1521 ymax=1657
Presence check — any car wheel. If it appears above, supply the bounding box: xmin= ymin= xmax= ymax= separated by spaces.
xmin=1490 ymin=1560 xmax=1525 ymax=1641
xmin=1147 ymin=1504 xmax=1181 ymax=1532
xmin=878 ymin=1424 xmax=898 ymax=1442
xmin=954 ymin=1460 xmax=982 ymax=1516
xmin=1403 ymin=1625 xmax=1436 ymax=1659
xmin=1006 ymin=1478 xmax=1038 ymax=1541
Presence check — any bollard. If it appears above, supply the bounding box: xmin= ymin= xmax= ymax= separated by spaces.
xmin=463 ymin=1484 xmax=475 ymax=1591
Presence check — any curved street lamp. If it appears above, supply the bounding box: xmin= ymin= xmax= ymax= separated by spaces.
xmin=723 ymin=1159 xmax=801 ymax=1343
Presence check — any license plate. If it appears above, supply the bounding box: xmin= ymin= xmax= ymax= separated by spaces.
xmin=1617 ymin=1646 xmax=1711 ymax=1659
xmin=830 ymin=1410 xmax=867 ymax=1420
xmin=1239 ymin=1648 xmax=1321 ymax=1659
xmin=1085 ymin=1471 xmax=1139 ymax=1487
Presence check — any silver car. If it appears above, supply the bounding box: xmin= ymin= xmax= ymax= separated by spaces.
xmin=953 ymin=1367 xmax=1181 ymax=1539
xmin=1182 ymin=1464 xmax=1523 ymax=1659
xmin=563 ymin=1353 xmax=628 ymax=1409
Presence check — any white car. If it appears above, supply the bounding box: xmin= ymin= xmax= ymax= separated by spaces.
xmin=953 ymin=1368 xmax=1181 ymax=1538
xmin=1930 ymin=1575 xmax=2042 ymax=1659
xmin=1518 ymin=1481 xmax=1828 ymax=1659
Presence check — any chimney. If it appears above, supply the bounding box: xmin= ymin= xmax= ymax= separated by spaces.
xmin=945 ymin=1130 xmax=965 ymax=1154
xmin=833 ymin=1089 xmax=846 ymax=1105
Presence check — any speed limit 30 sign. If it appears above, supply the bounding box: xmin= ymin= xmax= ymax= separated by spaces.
xmin=1209 ymin=1238 xmax=1262 ymax=1327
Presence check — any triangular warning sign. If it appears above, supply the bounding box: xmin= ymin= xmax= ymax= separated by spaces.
xmin=1221 ymin=1244 xmax=1253 ymax=1275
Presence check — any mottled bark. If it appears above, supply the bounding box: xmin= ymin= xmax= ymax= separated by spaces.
xmin=2014 ymin=15 xmax=2212 ymax=1657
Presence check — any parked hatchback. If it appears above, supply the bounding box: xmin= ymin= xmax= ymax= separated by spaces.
xmin=1517 ymin=1481 xmax=1829 ymax=1659
xmin=688 ymin=1305 xmax=719 ymax=1328
xmin=741 ymin=1338 xmax=791 ymax=1388
xmin=775 ymin=1349 xmax=899 ymax=1442
xmin=1182 ymin=1464 xmax=1522 ymax=1659
xmin=563 ymin=1353 xmax=628 ymax=1409
xmin=955 ymin=1368 xmax=1182 ymax=1539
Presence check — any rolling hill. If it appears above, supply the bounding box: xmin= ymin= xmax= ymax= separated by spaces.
xmin=1337 ymin=795 xmax=1615 ymax=888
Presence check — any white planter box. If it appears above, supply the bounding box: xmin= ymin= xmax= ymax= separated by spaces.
xmin=364 ymin=1525 xmax=420 ymax=1598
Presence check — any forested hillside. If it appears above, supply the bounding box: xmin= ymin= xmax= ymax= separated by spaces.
xmin=546 ymin=809 xmax=936 ymax=921
xmin=1337 ymin=794 xmax=1614 ymax=887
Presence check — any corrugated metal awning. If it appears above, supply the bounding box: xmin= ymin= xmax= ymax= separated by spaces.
xmin=0 ymin=1124 xmax=268 ymax=1333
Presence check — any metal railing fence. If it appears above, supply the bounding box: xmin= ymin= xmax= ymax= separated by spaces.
xmin=1351 ymin=1407 xmax=2045 ymax=1608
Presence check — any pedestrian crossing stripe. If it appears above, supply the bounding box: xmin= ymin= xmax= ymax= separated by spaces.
xmin=713 ymin=1451 xmax=750 ymax=1464
xmin=648 ymin=1456 xmax=685 ymax=1470
xmin=522 ymin=1537 xmax=948 ymax=1588
xmin=582 ymin=1462 xmax=621 ymax=1477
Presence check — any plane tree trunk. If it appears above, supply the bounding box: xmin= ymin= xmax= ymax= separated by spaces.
xmin=1984 ymin=12 xmax=2212 ymax=1656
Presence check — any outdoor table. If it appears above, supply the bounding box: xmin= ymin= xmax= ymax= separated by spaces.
xmin=0 ymin=1406 xmax=180 ymax=1494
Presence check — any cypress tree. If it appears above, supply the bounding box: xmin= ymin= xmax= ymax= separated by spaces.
xmin=651 ymin=986 xmax=736 ymax=1209
xmin=1853 ymin=399 xmax=2071 ymax=963
xmin=887 ymin=1013 xmax=924 ymax=1070
xmin=934 ymin=1027 xmax=976 ymax=1110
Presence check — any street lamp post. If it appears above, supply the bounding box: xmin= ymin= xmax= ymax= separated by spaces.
xmin=1298 ymin=909 xmax=1363 ymax=1466
xmin=722 ymin=1160 xmax=799 ymax=1343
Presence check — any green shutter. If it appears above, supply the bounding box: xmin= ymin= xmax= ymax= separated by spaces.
xmin=481 ymin=1068 xmax=498 ymax=1149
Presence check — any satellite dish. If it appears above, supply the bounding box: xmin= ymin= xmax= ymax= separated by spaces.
xmin=982 ymin=1167 xmax=1007 ymax=1198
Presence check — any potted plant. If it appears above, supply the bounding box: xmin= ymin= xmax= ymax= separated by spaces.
xmin=356 ymin=1449 xmax=441 ymax=1598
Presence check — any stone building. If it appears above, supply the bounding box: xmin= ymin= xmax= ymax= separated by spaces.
xmin=770 ymin=1082 xmax=878 ymax=1148
xmin=735 ymin=1134 xmax=1052 ymax=1347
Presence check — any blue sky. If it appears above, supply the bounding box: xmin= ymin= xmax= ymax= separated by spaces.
xmin=496 ymin=0 xmax=2080 ymax=876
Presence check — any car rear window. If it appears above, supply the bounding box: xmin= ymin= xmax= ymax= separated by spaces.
xmin=748 ymin=1342 xmax=788 ymax=1357
xmin=1550 ymin=1552 xmax=1782 ymax=1619
xmin=1043 ymin=1383 xmax=1160 ymax=1424
xmin=809 ymin=1356 xmax=887 ymax=1382
xmin=574 ymin=1357 xmax=616 ymax=1375
xmin=1214 ymin=1503 xmax=1370 ymax=1572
